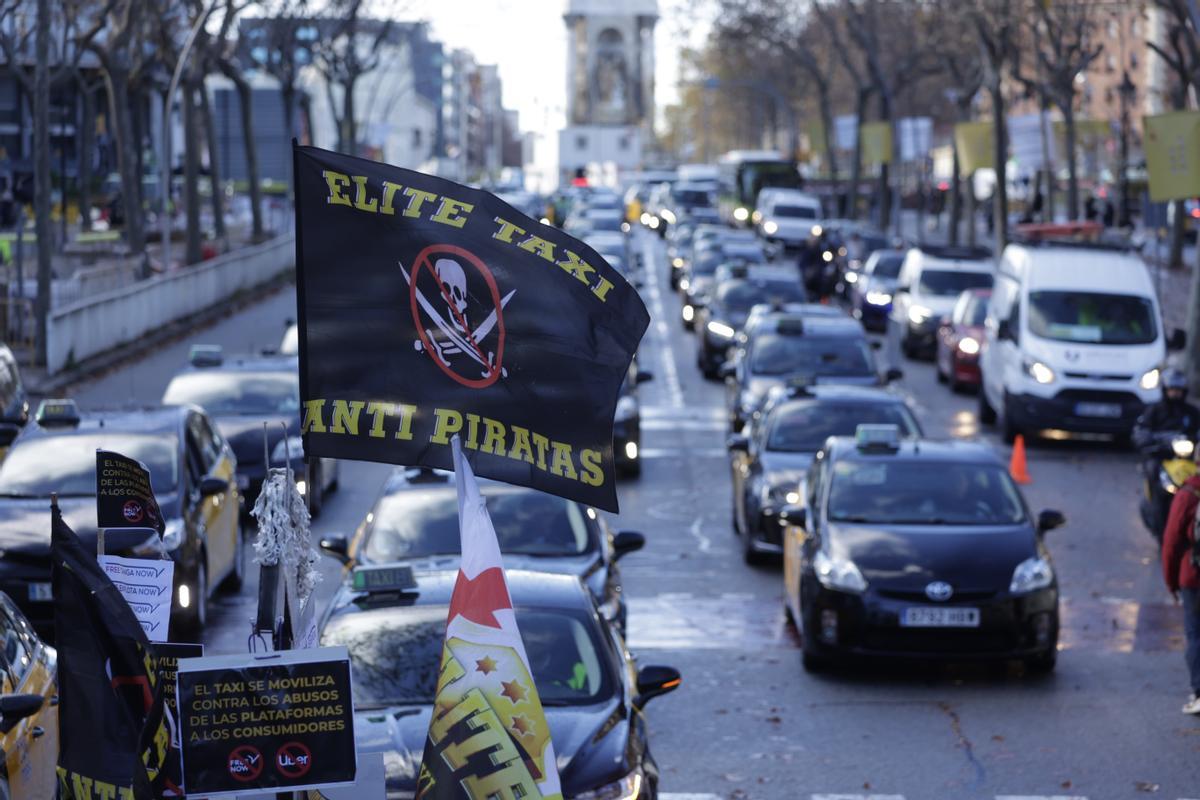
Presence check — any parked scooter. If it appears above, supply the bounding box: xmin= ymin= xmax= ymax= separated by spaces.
xmin=1139 ymin=432 xmax=1197 ymax=542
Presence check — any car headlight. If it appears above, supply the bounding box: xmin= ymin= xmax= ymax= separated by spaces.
xmin=640 ymin=212 xmax=651 ymax=225
xmin=707 ymin=320 xmax=736 ymax=339
xmin=661 ymin=209 xmax=676 ymax=225
xmin=681 ymin=304 xmax=694 ymax=322
xmin=1009 ymin=556 xmax=1054 ymax=594
xmin=813 ymin=550 xmax=867 ymax=593
xmin=763 ymin=220 xmax=779 ymax=235
xmin=761 ymin=482 xmax=800 ymax=506
xmin=958 ymin=336 xmax=981 ymax=355
xmin=1140 ymin=367 xmax=1161 ymax=391
xmin=272 ymin=435 xmax=305 ymax=464
xmin=679 ymin=277 xmax=690 ymax=291
xmin=571 ymin=770 xmax=643 ymax=800
xmin=162 ymin=518 xmax=184 ymax=552
xmin=822 ymin=250 xmax=834 ymax=262
xmin=1172 ymin=437 xmax=1195 ymax=459
xmin=845 ymin=271 xmax=859 ymax=284
xmin=811 ymin=224 xmax=823 ymax=236
xmin=615 ymin=395 xmax=638 ymax=422
xmin=672 ymin=257 xmax=684 ymax=268
xmin=733 ymin=206 xmax=749 ymax=222
xmin=866 ymin=290 xmax=892 ymax=306
xmin=908 ymin=304 xmax=932 ymax=324
xmin=1023 ymin=359 xmax=1055 ymax=385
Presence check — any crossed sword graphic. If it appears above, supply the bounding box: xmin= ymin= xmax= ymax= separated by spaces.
xmin=400 ymin=261 xmax=515 ymax=378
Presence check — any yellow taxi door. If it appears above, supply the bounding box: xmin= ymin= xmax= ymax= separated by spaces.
xmin=186 ymin=413 xmax=239 ymax=585
xmin=0 ymin=599 xmax=57 ymax=798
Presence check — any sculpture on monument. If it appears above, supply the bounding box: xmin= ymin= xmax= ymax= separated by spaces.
xmin=592 ymin=28 xmax=630 ymax=125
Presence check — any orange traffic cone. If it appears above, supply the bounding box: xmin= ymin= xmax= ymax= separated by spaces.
xmin=1009 ymin=434 xmax=1031 ymax=484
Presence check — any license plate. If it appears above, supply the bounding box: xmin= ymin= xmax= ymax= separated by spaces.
xmin=901 ymin=606 xmax=980 ymax=628
xmin=27 ymin=583 xmax=52 ymax=602
xmin=1074 ymin=401 xmax=1122 ymax=418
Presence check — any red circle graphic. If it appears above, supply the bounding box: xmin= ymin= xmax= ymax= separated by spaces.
xmin=122 ymin=500 xmax=144 ymax=523
xmin=275 ymin=741 xmax=313 ymax=779
xmin=228 ymin=744 xmax=264 ymax=782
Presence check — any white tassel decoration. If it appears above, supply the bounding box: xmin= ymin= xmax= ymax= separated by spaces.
xmin=250 ymin=467 xmax=321 ymax=604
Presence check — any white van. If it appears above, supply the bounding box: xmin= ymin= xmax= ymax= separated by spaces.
xmin=978 ymin=242 xmax=1183 ymax=442
xmin=755 ymin=189 xmax=823 ymax=248
xmin=890 ymin=244 xmax=994 ymax=358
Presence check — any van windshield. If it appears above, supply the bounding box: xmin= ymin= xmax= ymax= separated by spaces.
xmin=1028 ymin=291 xmax=1157 ymax=345
xmin=773 ymin=205 xmax=817 ymax=219
xmin=917 ymin=269 xmax=993 ymax=297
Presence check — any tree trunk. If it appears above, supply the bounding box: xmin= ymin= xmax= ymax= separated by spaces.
xmin=106 ymin=71 xmax=145 ymax=254
xmin=342 ymin=77 xmax=357 ymax=157
xmin=78 ymin=82 xmax=95 ymax=233
xmin=1170 ymin=200 xmax=1186 ymax=270
xmin=281 ymin=84 xmax=297 ymax=193
xmin=33 ymin=0 xmax=51 ymax=366
xmin=1062 ymin=105 xmax=1079 ymax=222
xmin=232 ymin=75 xmax=264 ymax=239
xmin=182 ymin=84 xmax=203 ymax=264
xmin=1186 ymin=238 xmax=1200 ymax=395
xmin=989 ymin=83 xmax=1008 ymax=250
xmin=847 ymin=89 xmax=869 ymax=221
xmin=197 ymin=82 xmax=227 ymax=244
xmin=949 ymin=143 xmax=962 ymax=246
xmin=816 ymin=84 xmax=841 ymax=213
xmin=966 ymin=172 xmax=977 ymax=247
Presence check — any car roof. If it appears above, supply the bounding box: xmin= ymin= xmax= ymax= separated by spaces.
xmin=174 ymin=353 xmax=299 ymax=376
xmin=752 ymin=314 xmax=865 ymax=337
xmin=20 ymin=405 xmax=190 ymax=442
xmin=327 ymin=568 xmax=593 ymax=617
xmin=1002 ymin=244 xmax=1155 ymax=294
xmin=828 ymin=435 xmax=1002 ymax=465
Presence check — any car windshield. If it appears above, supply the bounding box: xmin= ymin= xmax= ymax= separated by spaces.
xmin=163 ymin=371 xmax=300 ymax=416
xmin=917 ymin=269 xmax=993 ymax=297
xmin=364 ymin=486 xmax=593 ymax=560
xmin=674 ymin=189 xmax=712 ymax=207
xmin=962 ymin=294 xmax=989 ymax=326
xmin=870 ymin=254 xmax=904 ymax=279
xmin=773 ymin=204 xmax=817 ymax=219
xmin=827 ymin=461 xmax=1026 ymax=525
xmin=0 ymin=433 xmax=179 ymax=496
xmin=722 ymin=244 xmax=766 ymax=263
xmin=324 ymin=605 xmax=614 ymax=708
xmin=718 ymin=281 xmax=806 ymax=313
xmin=750 ymin=335 xmax=874 ymax=377
xmin=1028 ymin=290 xmax=1157 ymax=345
xmin=767 ymin=403 xmax=919 ymax=452
xmin=585 ymin=213 xmax=624 ymax=232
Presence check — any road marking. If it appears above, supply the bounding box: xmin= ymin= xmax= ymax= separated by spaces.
xmin=639 ymin=448 xmax=727 ymax=459
xmin=811 ymin=795 xmax=906 ymax=800
xmin=688 ymin=516 xmax=711 ymax=553
xmin=627 ymin=593 xmax=791 ymax=650
xmin=642 ymin=405 xmax=725 ymax=420
xmin=995 ymin=796 xmax=1088 ymax=800
xmin=641 ymin=418 xmax=726 ymax=431
xmin=641 ymin=235 xmax=685 ymax=409
xmin=661 ymin=795 xmax=720 ymax=800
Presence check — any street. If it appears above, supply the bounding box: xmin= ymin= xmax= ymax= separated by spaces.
xmin=57 ymin=228 xmax=1200 ymax=798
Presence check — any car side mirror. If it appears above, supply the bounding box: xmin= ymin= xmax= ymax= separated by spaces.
xmin=885 ymin=367 xmax=904 ymax=383
xmin=612 ymin=530 xmax=645 ymax=560
xmin=726 ymin=433 xmax=750 ymax=453
xmin=778 ymin=504 xmax=806 ymax=529
xmin=1169 ymin=328 xmax=1187 ymax=351
xmin=634 ymin=665 xmax=681 ymax=709
xmin=198 ymin=476 xmax=229 ymax=498
xmin=319 ymin=534 xmax=350 ymax=564
xmin=718 ymin=361 xmax=736 ymax=380
xmin=0 ymin=693 xmax=43 ymax=734
xmin=1037 ymin=509 xmax=1066 ymax=535
xmin=636 ymin=370 xmax=655 ymax=384
xmin=894 ymin=285 xmax=909 ymax=294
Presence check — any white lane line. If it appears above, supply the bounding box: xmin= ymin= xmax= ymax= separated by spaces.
xmin=660 ymin=795 xmax=721 ymax=800
xmin=811 ymin=795 xmax=906 ymax=800
xmin=641 ymin=234 xmax=685 ymax=409
xmin=641 ymin=419 xmax=725 ymax=432
xmin=688 ymin=516 xmax=711 ymax=553
xmin=639 ymin=448 xmax=727 ymax=459
xmin=995 ymin=796 xmax=1089 ymax=800
xmin=642 ymin=405 xmax=724 ymax=420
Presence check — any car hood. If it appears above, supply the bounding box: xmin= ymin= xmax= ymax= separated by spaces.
xmin=0 ymin=494 xmax=182 ymax=559
xmin=215 ymin=415 xmax=297 ymax=465
xmin=356 ymin=698 xmax=633 ymax=796
xmin=867 ymin=276 xmax=897 ymax=293
xmin=912 ymin=295 xmax=959 ymax=319
xmin=768 ymin=218 xmax=817 ymax=240
xmin=1023 ymin=334 xmax=1163 ymax=377
xmin=760 ymin=451 xmax=815 ymax=487
xmin=827 ymin=522 xmax=1038 ymax=593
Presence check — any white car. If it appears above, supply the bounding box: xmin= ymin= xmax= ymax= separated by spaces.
xmin=889 ymin=244 xmax=994 ymax=359
xmin=755 ymin=189 xmax=822 ymax=249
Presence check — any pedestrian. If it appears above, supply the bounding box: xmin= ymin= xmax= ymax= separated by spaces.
xmin=1162 ymin=443 xmax=1200 ymax=715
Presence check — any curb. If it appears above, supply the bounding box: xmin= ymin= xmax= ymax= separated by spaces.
xmin=29 ymin=272 xmax=295 ymax=399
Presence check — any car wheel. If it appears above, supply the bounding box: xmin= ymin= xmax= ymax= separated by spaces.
xmin=327 ymin=460 xmax=340 ymax=493
xmin=617 ymin=458 xmax=641 ymax=478
xmin=307 ymin=464 xmax=323 ymax=518
xmin=1000 ymin=396 xmax=1020 ymax=444
xmin=801 ymin=647 xmax=829 ymax=673
xmin=979 ymin=389 xmax=997 ymax=425
xmin=742 ymin=522 xmax=765 ymax=566
xmin=221 ymin=524 xmax=245 ymax=592
xmin=935 ymin=353 xmax=947 ymax=383
xmin=901 ymin=332 xmax=916 ymax=359
xmin=1025 ymin=650 xmax=1057 ymax=675
xmin=183 ymin=555 xmax=209 ymax=634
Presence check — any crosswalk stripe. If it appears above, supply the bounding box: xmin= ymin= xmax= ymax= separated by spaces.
xmin=660 ymin=795 xmax=721 ymax=800
xmin=995 ymin=796 xmax=1088 ymax=800
xmin=810 ymin=795 xmax=906 ymax=800
xmin=641 ymin=418 xmax=726 ymax=431
xmin=639 ymin=447 xmax=727 ymax=459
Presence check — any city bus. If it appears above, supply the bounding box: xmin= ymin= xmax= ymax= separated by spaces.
xmin=717 ymin=150 xmax=802 ymax=226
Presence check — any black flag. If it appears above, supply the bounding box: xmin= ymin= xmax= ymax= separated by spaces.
xmin=52 ymin=504 xmax=180 ymax=798
xmin=293 ymin=144 xmax=649 ymax=512
xmin=96 ymin=449 xmax=166 ymax=536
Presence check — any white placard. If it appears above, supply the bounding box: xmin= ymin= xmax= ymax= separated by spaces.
xmin=898 ymin=116 xmax=933 ymax=162
xmin=98 ymin=554 xmax=174 ymax=642
xmin=1007 ymin=111 xmax=1057 ymax=171
xmin=835 ymin=114 xmax=859 ymax=151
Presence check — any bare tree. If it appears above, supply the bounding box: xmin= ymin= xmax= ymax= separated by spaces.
xmin=932 ymin=0 xmax=984 ymax=245
xmin=212 ymin=0 xmax=265 ymax=240
xmin=1147 ymin=0 xmax=1196 ymax=269
xmin=313 ymin=0 xmax=395 ymax=157
xmin=970 ymin=0 xmax=1021 ymax=250
xmin=248 ymin=0 xmax=313 ymax=194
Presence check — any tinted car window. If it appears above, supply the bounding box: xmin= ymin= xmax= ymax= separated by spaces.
xmin=766 ymin=403 xmax=919 ymax=452
xmin=716 ymin=280 xmax=806 ymax=313
xmin=0 ymin=433 xmax=179 ymax=495
xmin=163 ymin=371 xmax=300 ymax=416
xmin=364 ymin=487 xmax=593 ymax=561
xmin=917 ymin=269 xmax=993 ymax=297
xmin=750 ymin=335 xmax=874 ymax=377
xmin=323 ymin=606 xmax=614 ymax=707
xmin=1028 ymin=290 xmax=1157 ymax=345
xmin=827 ymin=461 xmax=1026 ymax=525
xmin=870 ymin=253 xmax=904 ymax=279
xmin=772 ymin=204 xmax=817 ymax=219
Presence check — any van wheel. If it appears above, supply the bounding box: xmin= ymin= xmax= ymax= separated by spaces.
xmin=221 ymin=525 xmax=245 ymax=592
xmin=979 ymin=390 xmax=997 ymax=424
xmin=183 ymin=555 xmax=209 ymax=634
xmin=1001 ymin=398 xmax=1020 ymax=444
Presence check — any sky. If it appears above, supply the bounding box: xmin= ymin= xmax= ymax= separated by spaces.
xmin=404 ymin=0 xmax=709 ymax=185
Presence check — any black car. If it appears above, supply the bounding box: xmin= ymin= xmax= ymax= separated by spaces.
xmin=693 ymin=269 xmax=807 ymax=378
xmin=320 ymin=568 xmax=680 ymax=798
xmin=782 ymin=426 xmax=1065 ymax=672
xmin=723 ymin=312 xmax=899 ymax=432
xmin=318 ymin=467 xmax=644 ymax=630
xmin=161 ymin=346 xmax=339 ymax=516
xmin=679 ymin=238 xmax=765 ymax=330
xmin=0 ymin=344 xmax=28 ymax=457
xmin=0 ymin=401 xmax=244 ymax=637
xmin=727 ymin=386 xmax=922 ymax=563
xmin=615 ymin=359 xmax=654 ymax=477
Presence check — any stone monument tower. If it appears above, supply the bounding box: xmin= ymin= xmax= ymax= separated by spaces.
xmin=559 ymin=0 xmax=657 ymax=184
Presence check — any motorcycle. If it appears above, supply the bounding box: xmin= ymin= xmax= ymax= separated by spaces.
xmin=1139 ymin=432 xmax=1197 ymax=541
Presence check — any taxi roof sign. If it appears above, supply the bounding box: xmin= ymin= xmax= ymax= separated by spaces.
xmin=189 ymin=344 xmax=223 ymax=368
xmin=855 ymin=423 xmax=901 ymax=451
xmin=351 ymin=564 xmax=417 ymax=594
xmin=35 ymin=398 xmax=81 ymax=427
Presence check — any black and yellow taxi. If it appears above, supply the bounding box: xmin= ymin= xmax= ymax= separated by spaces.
xmin=318 ymin=466 xmax=644 ymax=632
xmin=162 ymin=345 xmax=339 ymax=516
xmin=320 ymin=566 xmax=681 ymax=798
xmin=0 ymin=345 xmax=28 ymax=462
xmin=0 ymin=591 xmax=57 ymax=798
xmin=0 ymin=400 xmax=243 ymax=637
xmin=782 ymin=424 xmax=1065 ymax=673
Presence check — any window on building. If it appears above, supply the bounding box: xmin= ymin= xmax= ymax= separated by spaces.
xmin=413 ymin=128 xmax=422 ymax=149
xmin=1107 ymin=53 xmax=1116 ymax=71
xmin=619 ymin=135 xmax=629 ymax=151
xmin=576 ymin=134 xmax=588 ymax=150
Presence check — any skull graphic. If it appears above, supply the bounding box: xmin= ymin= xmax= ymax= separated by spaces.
xmin=435 ymin=258 xmax=468 ymax=317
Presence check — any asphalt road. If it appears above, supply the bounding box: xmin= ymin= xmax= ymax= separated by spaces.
xmin=63 ymin=229 xmax=1200 ymax=799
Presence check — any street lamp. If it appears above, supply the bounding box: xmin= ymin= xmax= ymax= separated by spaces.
xmin=1117 ymin=70 xmax=1136 ymax=228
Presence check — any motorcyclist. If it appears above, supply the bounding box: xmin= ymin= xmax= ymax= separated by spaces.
xmin=1133 ymin=368 xmax=1200 ymax=450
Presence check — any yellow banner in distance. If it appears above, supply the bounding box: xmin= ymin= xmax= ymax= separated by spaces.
xmin=1145 ymin=111 xmax=1200 ymax=202
xmin=954 ymin=122 xmax=994 ymax=175
xmin=860 ymin=122 xmax=892 ymax=165
xmin=807 ymin=119 xmax=828 ymax=157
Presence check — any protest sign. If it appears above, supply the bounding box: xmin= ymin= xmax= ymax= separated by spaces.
xmin=96 ymin=449 xmax=165 ymax=535
xmin=98 ymin=554 xmax=174 ymax=641
xmin=177 ymin=647 xmax=356 ymax=795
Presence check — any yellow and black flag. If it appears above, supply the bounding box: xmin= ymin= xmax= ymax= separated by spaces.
xmin=292 ymin=144 xmax=649 ymax=512
xmin=52 ymin=504 xmax=180 ymax=798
